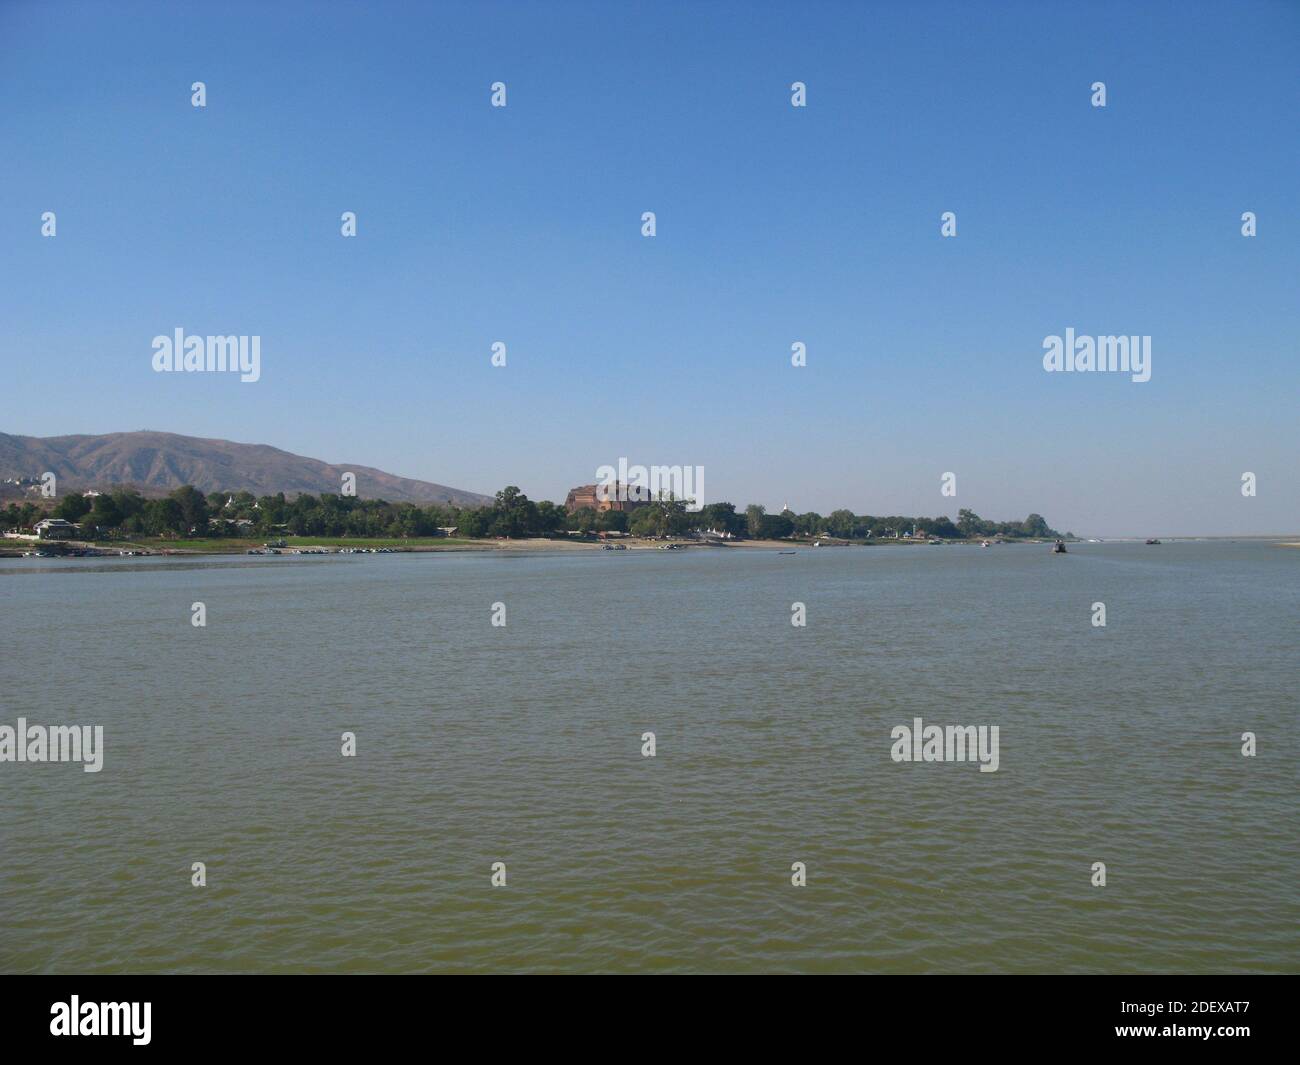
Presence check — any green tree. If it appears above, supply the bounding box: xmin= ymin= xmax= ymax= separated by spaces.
xmin=144 ymin=497 xmax=185 ymax=536
xmin=53 ymin=492 xmax=91 ymax=521
xmin=925 ymin=515 xmax=960 ymax=538
xmin=169 ymin=486 xmax=210 ymax=535
xmin=83 ymin=495 xmax=123 ymax=535
xmin=629 ymin=506 xmax=664 ymax=537
xmin=534 ymin=500 xmax=566 ymax=535
xmin=488 ymin=486 xmax=537 ymax=537
xmin=651 ymin=494 xmax=691 ymax=536
xmin=699 ymin=502 xmax=743 ymax=536
xmin=758 ymin=512 xmax=794 ymax=539
xmin=568 ymin=506 xmax=598 ymax=535
xmin=595 ymin=508 xmax=628 ymax=533
xmin=110 ymin=488 xmax=145 ymax=523
xmin=826 ymin=509 xmax=855 ymax=538
xmin=792 ymin=511 xmax=824 ymax=537
xmin=257 ymin=494 xmax=287 ymax=527
xmin=1021 ymin=513 xmax=1051 ymax=538
xmin=458 ymin=505 xmax=493 ymax=538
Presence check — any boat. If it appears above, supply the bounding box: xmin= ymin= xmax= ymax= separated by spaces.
xmin=1145 ymin=538 xmax=1161 ymax=545
xmin=981 ymin=541 xmax=991 ymax=547
xmin=778 ymin=550 xmax=796 ymax=555
xmin=1052 ymin=540 xmax=1067 ymax=553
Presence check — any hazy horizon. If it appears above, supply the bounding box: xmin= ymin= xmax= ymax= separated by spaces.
xmin=3 ymin=424 xmax=1295 ymax=540
xmin=2 ymin=1 xmax=1296 ymax=538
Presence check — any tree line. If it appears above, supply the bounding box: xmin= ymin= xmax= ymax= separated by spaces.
xmin=2 ymin=485 xmax=1065 ymax=541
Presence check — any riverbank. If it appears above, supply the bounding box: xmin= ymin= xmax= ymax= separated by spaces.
xmin=1 ymin=534 xmax=1100 ymax=558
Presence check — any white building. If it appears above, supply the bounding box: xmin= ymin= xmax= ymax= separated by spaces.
xmin=34 ymin=518 xmax=80 ymax=540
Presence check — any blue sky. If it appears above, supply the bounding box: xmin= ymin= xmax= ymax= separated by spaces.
xmin=1 ymin=0 xmax=1296 ymax=535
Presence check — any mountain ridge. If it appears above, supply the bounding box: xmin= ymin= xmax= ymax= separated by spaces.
xmin=0 ymin=430 xmax=490 ymax=505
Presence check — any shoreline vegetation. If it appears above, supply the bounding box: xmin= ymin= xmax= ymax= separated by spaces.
xmin=4 ymin=482 xmax=1068 ymax=558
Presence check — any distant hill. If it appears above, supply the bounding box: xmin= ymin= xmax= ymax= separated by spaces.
xmin=0 ymin=431 xmax=491 ymax=505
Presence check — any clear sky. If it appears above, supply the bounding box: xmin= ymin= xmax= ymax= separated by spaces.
xmin=1 ymin=0 xmax=1296 ymax=536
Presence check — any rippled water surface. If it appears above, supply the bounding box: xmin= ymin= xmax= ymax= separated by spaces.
xmin=1 ymin=541 xmax=1296 ymax=973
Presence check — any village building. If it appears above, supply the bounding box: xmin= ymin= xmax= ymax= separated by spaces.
xmin=34 ymin=518 xmax=80 ymax=540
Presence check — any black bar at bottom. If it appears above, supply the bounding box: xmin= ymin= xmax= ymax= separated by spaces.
xmin=0 ymin=975 xmax=1286 ymax=1052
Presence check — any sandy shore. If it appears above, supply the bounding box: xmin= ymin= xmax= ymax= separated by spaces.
xmin=3 ymin=536 xmax=820 ymax=558
xmin=16 ymin=536 xmax=1134 ymax=559
xmin=421 ymin=537 xmax=804 ymax=553
xmin=158 ymin=536 xmax=824 ymax=556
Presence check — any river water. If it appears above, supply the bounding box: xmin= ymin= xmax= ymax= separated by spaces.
xmin=0 ymin=541 xmax=1295 ymax=972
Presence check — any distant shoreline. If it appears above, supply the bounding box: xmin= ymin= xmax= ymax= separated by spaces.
xmin=6 ymin=534 xmax=1299 ymax=560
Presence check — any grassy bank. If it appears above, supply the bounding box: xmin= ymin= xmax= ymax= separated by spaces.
xmin=91 ymin=535 xmax=487 ymax=553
